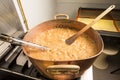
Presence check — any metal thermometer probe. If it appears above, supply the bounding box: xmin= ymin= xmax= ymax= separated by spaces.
xmin=0 ymin=33 xmax=49 ymax=51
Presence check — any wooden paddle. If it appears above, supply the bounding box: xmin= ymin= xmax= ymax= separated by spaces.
xmin=65 ymin=5 xmax=115 ymax=45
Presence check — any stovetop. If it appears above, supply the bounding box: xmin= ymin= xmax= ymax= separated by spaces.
xmin=0 ymin=30 xmax=94 ymax=80
xmin=0 ymin=32 xmax=119 ymax=80
xmin=0 ymin=45 xmax=52 ymax=80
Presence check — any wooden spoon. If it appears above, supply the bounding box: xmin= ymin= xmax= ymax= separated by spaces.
xmin=65 ymin=5 xmax=115 ymax=45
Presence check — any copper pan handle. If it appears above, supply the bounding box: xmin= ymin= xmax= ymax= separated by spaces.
xmin=46 ymin=65 xmax=80 ymax=75
xmin=54 ymin=14 xmax=69 ymax=19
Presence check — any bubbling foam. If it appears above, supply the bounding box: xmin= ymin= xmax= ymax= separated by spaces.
xmin=26 ymin=28 xmax=97 ymax=61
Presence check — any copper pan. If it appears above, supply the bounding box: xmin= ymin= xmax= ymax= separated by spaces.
xmin=22 ymin=15 xmax=104 ymax=80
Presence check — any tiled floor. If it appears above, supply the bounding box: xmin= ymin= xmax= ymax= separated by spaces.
xmin=93 ymin=51 xmax=120 ymax=80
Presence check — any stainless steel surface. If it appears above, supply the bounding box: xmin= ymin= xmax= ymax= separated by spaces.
xmin=5 ymin=46 xmax=20 ymax=61
xmin=0 ymin=40 xmax=3 ymax=45
xmin=0 ymin=0 xmax=25 ymax=58
xmin=0 ymin=0 xmax=24 ymax=35
xmin=0 ymin=42 xmax=11 ymax=58
xmin=16 ymin=52 xmax=32 ymax=67
xmin=12 ymin=38 xmax=49 ymax=50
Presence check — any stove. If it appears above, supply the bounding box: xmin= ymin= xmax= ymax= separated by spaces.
xmin=0 ymin=0 xmax=94 ymax=80
xmin=0 ymin=32 xmax=120 ymax=80
xmin=0 ymin=45 xmax=49 ymax=80
xmin=0 ymin=0 xmax=120 ymax=80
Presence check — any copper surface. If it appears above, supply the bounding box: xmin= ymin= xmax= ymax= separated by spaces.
xmin=22 ymin=19 xmax=104 ymax=80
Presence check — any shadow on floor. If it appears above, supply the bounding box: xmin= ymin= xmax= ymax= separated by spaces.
xmin=93 ymin=51 xmax=120 ymax=80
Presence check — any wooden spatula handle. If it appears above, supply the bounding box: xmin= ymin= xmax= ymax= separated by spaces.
xmin=65 ymin=5 xmax=115 ymax=45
